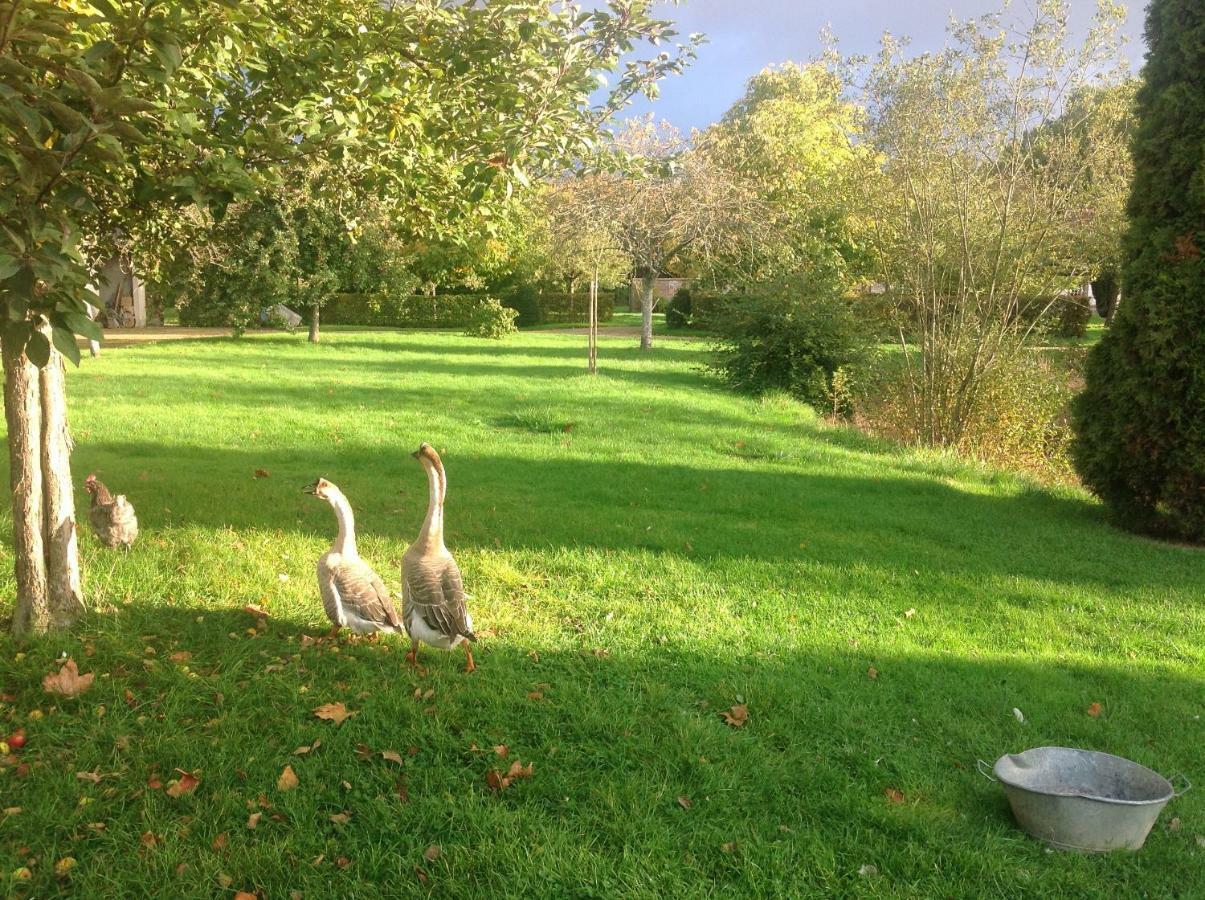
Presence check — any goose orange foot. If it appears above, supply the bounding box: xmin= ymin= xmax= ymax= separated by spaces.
xmin=463 ymin=645 xmax=476 ymax=674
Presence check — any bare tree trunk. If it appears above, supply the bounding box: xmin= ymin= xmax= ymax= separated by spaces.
xmin=308 ymin=304 xmax=320 ymax=343
xmin=588 ymin=274 xmax=598 ymax=374
xmin=640 ymin=273 xmax=655 ymax=351
xmin=3 ymin=333 xmax=50 ymax=636
xmin=39 ymin=331 xmax=84 ymax=628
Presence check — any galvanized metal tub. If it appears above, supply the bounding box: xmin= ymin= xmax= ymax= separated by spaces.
xmin=981 ymin=747 xmax=1190 ymax=852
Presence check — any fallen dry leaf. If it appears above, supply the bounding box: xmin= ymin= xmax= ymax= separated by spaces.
xmin=218 ymin=873 xmax=234 ymax=888
xmin=147 ymin=773 xmax=162 ymax=790
xmin=335 ymin=856 xmax=351 ymax=869
xmin=294 ymin=740 xmax=321 ymax=755
xmin=253 ymin=469 xmax=271 ymax=479
xmin=488 ymin=759 xmax=534 ymax=792
xmin=76 ymin=769 xmax=102 ymax=783
xmin=380 ymin=750 xmax=404 ymax=765
xmin=867 ymin=667 xmax=879 ymax=680
xmin=235 ymin=892 xmax=258 ymax=900
xmin=858 ymin=863 xmax=879 ymax=877
xmin=169 ymin=651 xmax=192 ymax=664
xmin=244 ymin=603 xmax=269 ymax=618
xmin=212 ymin=833 xmax=229 ymax=852
xmin=329 ymin=812 xmax=350 ymax=825
xmin=165 ymin=769 xmax=200 ymax=798
xmin=43 ymin=659 xmax=94 ymax=698
xmin=277 ymin=765 xmax=299 ymax=792
xmin=677 ymin=796 xmax=693 ymax=810
xmin=505 ymin=760 xmax=534 ymax=780
xmin=246 ymin=812 xmax=262 ymax=830
xmin=721 ymin=842 xmax=736 ymax=853
xmin=395 ymin=777 xmax=409 ymax=804
xmin=884 ymin=787 xmax=905 ymax=804
xmin=313 ymin=702 xmax=354 ymax=725
xmin=175 ymin=863 xmax=188 ymax=877
xmin=719 ymin=704 xmax=749 ymax=728
xmin=1087 ymin=702 xmax=1102 ymax=717
xmin=54 ymin=857 xmax=76 ymax=878
xmin=493 ymin=744 xmax=509 ymax=758
xmin=423 ymin=845 xmax=442 ymax=862
xmin=414 ymin=866 xmax=429 ymax=885
xmin=140 ymin=831 xmax=158 ymax=848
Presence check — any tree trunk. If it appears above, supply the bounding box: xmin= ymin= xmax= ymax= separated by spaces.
xmin=39 ymin=331 xmax=84 ymax=628
xmin=640 ymin=273 xmax=655 ymax=351
xmin=148 ymin=292 xmax=164 ymax=326
xmin=588 ymin=274 xmax=598 ymax=374
xmin=3 ymin=333 xmax=50 ymax=636
xmin=308 ymin=303 xmax=320 ymax=343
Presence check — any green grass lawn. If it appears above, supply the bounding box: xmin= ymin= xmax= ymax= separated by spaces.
xmin=0 ymin=329 xmax=1201 ymax=898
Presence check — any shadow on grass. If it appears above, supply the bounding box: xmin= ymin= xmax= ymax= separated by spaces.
xmin=72 ymin=443 xmax=1200 ymax=598
xmin=0 ymin=603 xmax=1198 ymax=897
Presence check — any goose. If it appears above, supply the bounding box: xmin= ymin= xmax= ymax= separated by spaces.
xmin=402 ymin=443 xmax=477 ymax=672
xmin=303 ymin=477 xmax=404 ymax=638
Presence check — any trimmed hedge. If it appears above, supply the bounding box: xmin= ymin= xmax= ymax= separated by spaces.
xmin=501 ymin=288 xmax=616 ymax=327
xmin=537 ymin=292 xmax=615 ymax=324
xmin=322 ymin=292 xmax=502 ymax=328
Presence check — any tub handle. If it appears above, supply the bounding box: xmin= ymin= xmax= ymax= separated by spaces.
xmin=976 ymin=759 xmax=997 ymax=782
xmin=1170 ymin=773 xmax=1191 ymax=798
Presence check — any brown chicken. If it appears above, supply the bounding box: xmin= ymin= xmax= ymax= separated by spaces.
xmin=83 ymin=474 xmax=139 ymax=549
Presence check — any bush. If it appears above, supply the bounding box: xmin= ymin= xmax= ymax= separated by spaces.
xmin=665 ymin=288 xmax=692 ymax=328
xmin=857 ymin=346 xmax=1076 ymax=482
xmin=1072 ymin=0 xmax=1205 ymax=541
xmin=463 ymin=297 xmax=518 ymax=339
xmin=1054 ymin=292 xmax=1092 ymax=338
xmin=709 ymin=274 xmax=869 ymax=408
xmin=503 ymin=285 xmax=544 ymax=327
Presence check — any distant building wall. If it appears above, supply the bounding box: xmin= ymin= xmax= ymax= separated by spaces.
xmin=628 ymin=277 xmax=690 ymax=312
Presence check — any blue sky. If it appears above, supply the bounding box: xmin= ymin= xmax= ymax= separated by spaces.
xmin=618 ymin=0 xmax=1147 ymax=131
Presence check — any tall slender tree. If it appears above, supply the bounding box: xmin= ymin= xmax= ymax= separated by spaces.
xmin=1072 ymin=0 xmax=1205 ymax=541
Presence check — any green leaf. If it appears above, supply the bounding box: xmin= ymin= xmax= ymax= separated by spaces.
xmin=64 ymin=68 xmax=103 ymax=97
xmin=0 ymin=254 xmax=20 ymax=281
xmin=45 ymin=100 xmax=89 ymax=133
xmin=107 ymin=120 xmax=148 ymax=144
xmin=152 ymin=40 xmax=183 ymax=74
xmin=62 ymin=311 xmax=102 ymax=341
xmin=25 ymin=330 xmax=50 ymax=368
xmin=51 ymin=325 xmax=81 ymax=367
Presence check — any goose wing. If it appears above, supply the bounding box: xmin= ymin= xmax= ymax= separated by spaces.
xmin=404 ymin=555 xmax=474 ymax=641
xmin=332 ymin=558 xmax=403 ymax=630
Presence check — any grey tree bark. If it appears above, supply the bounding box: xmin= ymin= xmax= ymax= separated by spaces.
xmin=308 ymin=303 xmax=320 ymax=343
xmin=3 ymin=333 xmax=50 ymax=636
xmin=39 ymin=329 xmax=84 ymax=627
xmin=640 ymin=273 xmax=655 ymax=351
